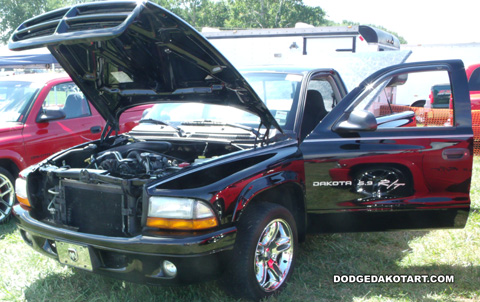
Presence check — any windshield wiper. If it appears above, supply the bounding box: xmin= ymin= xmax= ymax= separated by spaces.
xmin=139 ymin=118 xmax=185 ymax=137
xmin=181 ymin=120 xmax=260 ymax=138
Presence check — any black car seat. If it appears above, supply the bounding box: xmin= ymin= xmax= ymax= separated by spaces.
xmin=300 ymin=90 xmax=328 ymax=140
xmin=63 ymin=94 xmax=86 ymax=119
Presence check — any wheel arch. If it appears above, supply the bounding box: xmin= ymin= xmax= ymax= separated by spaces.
xmin=0 ymin=158 xmax=21 ymax=178
xmin=234 ymin=181 xmax=307 ymax=242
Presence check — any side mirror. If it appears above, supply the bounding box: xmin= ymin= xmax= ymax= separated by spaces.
xmin=36 ymin=109 xmax=66 ymax=123
xmin=141 ymin=108 xmax=151 ymax=119
xmin=333 ymin=110 xmax=377 ymax=132
xmin=386 ymin=74 xmax=408 ymax=87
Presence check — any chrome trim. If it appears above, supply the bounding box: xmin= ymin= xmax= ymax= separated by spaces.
xmin=304 ymin=134 xmax=472 ymax=143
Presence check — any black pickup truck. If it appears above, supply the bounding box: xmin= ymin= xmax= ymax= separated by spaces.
xmin=10 ymin=1 xmax=473 ymax=300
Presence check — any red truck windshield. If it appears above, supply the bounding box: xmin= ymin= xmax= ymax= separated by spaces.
xmin=0 ymin=81 xmax=39 ymax=122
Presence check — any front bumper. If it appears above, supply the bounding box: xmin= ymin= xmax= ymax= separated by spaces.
xmin=14 ymin=204 xmax=236 ymax=285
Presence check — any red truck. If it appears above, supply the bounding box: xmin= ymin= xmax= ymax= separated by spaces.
xmin=417 ymin=65 xmax=480 ymax=111
xmin=467 ymin=64 xmax=480 ymax=110
xmin=0 ymin=73 xmax=147 ymax=223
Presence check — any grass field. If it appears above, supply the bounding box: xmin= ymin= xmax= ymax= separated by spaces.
xmin=1 ymin=161 xmax=479 ymax=301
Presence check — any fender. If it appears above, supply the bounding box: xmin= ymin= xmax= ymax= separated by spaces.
xmin=231 ymin=160 xmax=305 ymax=222
xmin=148 ymin=141 xmax=301 ymax=203
xmin=0 ymin=149 xmax=27 ymax=173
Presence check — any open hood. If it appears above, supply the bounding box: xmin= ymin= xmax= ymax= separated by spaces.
xmin=9 ymin=1 xmax=281 ymax=131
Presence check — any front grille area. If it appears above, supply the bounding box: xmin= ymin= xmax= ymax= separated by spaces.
xmin=63 ymin=180 xmax=125 ymax=237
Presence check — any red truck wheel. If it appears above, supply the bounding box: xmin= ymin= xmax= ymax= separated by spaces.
xmin=0 ymin=167 xmax=15 ymax=224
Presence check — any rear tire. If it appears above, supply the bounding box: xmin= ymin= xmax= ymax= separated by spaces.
xmin=0 ymin=167 xmax=15 ymax=224
xmin=224 ymin=202 xmax=297 ymax=301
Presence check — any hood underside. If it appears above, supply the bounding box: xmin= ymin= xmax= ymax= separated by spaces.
xmin=9 ymin=1 xmax=281 ymax=131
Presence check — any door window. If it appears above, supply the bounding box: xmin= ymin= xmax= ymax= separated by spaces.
xmin=42 ymin=82 xmax=91 ymax=119
xmin=307 ymin=77 xmax=339 ymax=112
xmin=301 ymin=75 xmax=341 ymax=139
xmin=351 ymin=70 xmax=453 ymax=128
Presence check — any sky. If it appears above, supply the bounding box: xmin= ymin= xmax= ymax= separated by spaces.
xmin=304 ymin=0 xmax=479 ymax=45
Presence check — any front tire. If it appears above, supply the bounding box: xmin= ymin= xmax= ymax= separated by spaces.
xmin=224 ymin=202 xmax=297 ymax=301
xmin=0 ymin=167 xmax=15 ymax=224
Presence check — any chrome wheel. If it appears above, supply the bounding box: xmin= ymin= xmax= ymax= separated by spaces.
xmin=224 ymin=203 xmax=297 ymax=300
xmin=254 ymin=218 xmax=294 ymax=292
xmin=0 ymin=172 xmax=15 ymax=223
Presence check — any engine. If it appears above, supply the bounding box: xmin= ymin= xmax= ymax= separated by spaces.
xmin=28 ymin=137 xmax=243 ymax=236
xmin=88 ymin=150 xmax=181 ymax=179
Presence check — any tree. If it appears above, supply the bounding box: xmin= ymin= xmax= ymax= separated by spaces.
xmin=151 ymin=0 xmax=203 ymax=27
xmin=152 ymin=0 xmax=328 ymax=29
xmin=224 ymin=0 xmax=327 ymax=29
xmin=0 ymin=0 xmax=405 ymax=46
xmin=151 ymin=0 xmax=229 ymax=28
xmin=0 ymin=0 xmax=47 ymax=44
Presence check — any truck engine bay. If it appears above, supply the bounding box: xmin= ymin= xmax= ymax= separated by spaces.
xmin=26 ymin=136 xmax=242 ymax=237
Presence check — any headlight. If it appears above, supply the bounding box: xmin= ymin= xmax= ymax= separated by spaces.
xmin=147 ymin=197 xmax=218 ymax=230
xmin=15 ymin=177 xmax=30 ymax=207
xmin=15 ymin=166 xmax=36 ymax=208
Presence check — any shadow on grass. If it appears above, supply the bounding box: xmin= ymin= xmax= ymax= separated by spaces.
xmin=21 ymin=229 xmax=479 ymax=302
xmin=0 ymin=218 xmax=17 ymax=237
xmin=23 ymin=270 xmax=236 ymax=302
xmin=281 ymin=231 xmax=479 ymax=301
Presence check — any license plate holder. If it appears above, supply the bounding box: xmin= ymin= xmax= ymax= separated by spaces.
xmin=56 ymin=241 xmax=94 ymax=271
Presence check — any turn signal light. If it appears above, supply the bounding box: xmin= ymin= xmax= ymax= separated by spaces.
xmin=147 ymin=196 xmax=218 ymax=230
xmin=146 ymin=217 xmax=218 ymax=230
xmin=15 ymin=178 xmax=31 ymax=207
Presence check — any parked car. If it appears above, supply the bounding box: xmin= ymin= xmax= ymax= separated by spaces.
xmin=0 ymin=68 xmax=16 ymax=77
xmin=9 ymin=1 xmax=473 ymax=300
xmin=0 ymin=73 xmax=147 ymax=224
xmin=419 ymin=65 xmax=480 ymax=111
xmin=410 ymin=83 xmax=452 ymax=124
xmin=428 ymin=83 xmax=451 ymax=109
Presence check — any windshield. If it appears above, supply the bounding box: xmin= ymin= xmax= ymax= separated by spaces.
xmin=244 ymin=72 xmax=302 ymax=130
xmin=143 ymin=103 xmax=260 ymax=125
xmin=142 ymin=72 xmax=302 ymax=131
xmin=0 ymin=81 xmax=39 ymax=122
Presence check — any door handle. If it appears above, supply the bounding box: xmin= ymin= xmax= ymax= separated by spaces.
xmin=90 ymin=126 xmax=102 ymax=134
xmin=442 ymin=148 xmax=469 ymax=160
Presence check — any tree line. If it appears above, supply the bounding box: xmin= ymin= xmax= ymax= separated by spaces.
xmin=0 ymin=0 xmax=406 ymax=44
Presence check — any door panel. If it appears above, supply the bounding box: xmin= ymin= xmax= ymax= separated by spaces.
xmin=23 ymin=82 xmax=104 ymax=166
xmin=300 ymin=60 xmax=472 ymax=231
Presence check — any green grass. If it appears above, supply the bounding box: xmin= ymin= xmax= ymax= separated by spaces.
xmin=1 ymin=161 xmax=480 ymax=302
